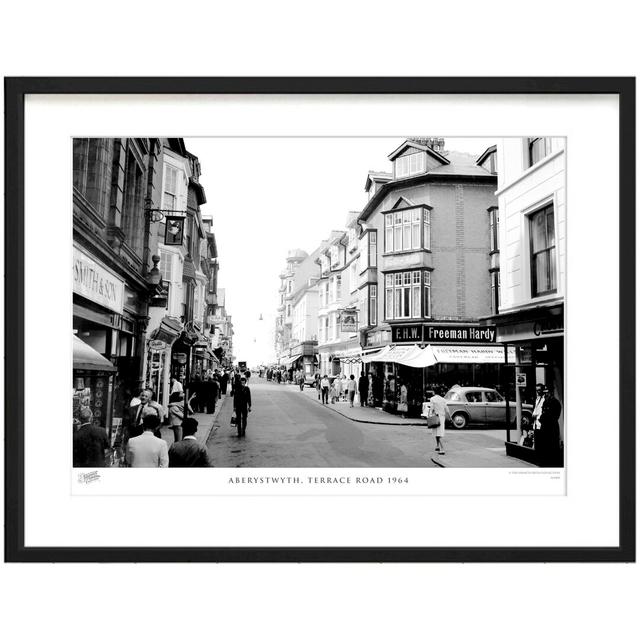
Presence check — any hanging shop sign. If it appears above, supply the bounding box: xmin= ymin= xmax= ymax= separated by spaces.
xmin=73 ymin=247 xmax=124 ymax=314
xmin=149 ymin=340 xmax=166 ymax=351
xmin=164 ymin=216 xmax=185 ymax=246
xmin=172 ymin=352 xmax=187 ymax=364
xmin=339 ymin=309 xmax=359 ymax=332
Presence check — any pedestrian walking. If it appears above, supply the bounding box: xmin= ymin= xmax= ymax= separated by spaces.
xmin=315 ymin=373 xmax=321 ymax=399
xmin=129 ymin=388 xmax=165 ymax=439
xmin=334 ymin=374 xmax=344 ymax=402
xmin=233 ymin=377 xmax=252 ymax=437
xmin=169 ymin=375 xmax=183 ymax=396
xmin=276 ymin=369 xmax=282 ymax=384
xmin=168 ymin=418 xmax=212 ymax=467
xmin=429 ymin=390 xmax=447 ymax=455
xmin=167 ymin=391 xmax=185 ymax=442
xmin=205 ymin=375 xmax=219 ymax=414
xmin=125 ymin=414 xmax=169 ymax=468
xmin=220 ymin=370 xmax=229 ymax=395
xmin=367 ymin=373 xmax=375 ymax=407
xmin=320 ymin=374 xmax=330 ymax=404
xmin=298 ymin=370 xmax=305 ymax=391
xmin=330 ymin=378 xmax=338 ymax=404
xmin=358 ymin=372 xmax=369 ymax=407
xmin=346 ymin=374 xmax=357 ymax=407
xmin=73 ymin=407 xmax=110 ymax=467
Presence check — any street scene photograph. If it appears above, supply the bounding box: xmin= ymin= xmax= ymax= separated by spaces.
xmin=72 ymin=135 xmax=565 ymax=470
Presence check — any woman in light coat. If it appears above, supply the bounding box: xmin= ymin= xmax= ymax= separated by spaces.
xmin=167 ymin=391 xmax=185 ymax=442
xmin=429 ymin=391 xmax=447 ymax=455
xmin=334 ymin=374 xmax=344 ymax=402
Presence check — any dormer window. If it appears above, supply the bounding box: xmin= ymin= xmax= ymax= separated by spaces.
xmin=394 ymin=152 xmax=426 ymax=179
xmin=330 ymin=245 xmax=339 ymax=267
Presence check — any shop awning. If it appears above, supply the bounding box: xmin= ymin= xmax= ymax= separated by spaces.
xmin=280 ymin=354 xmax=301 ymax=367
xmin=360 ymin=344 xmax=515 ymax=368
xmin=360 ymin=346 xmax=391 ymax=363
xmin=73 ymin=335 xmax=116 ymax=372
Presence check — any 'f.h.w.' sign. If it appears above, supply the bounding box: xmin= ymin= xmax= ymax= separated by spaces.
xmin=391 ymin=324 xmax=497 ymax=344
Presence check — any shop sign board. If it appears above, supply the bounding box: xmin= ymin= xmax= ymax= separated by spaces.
xmin=391 ymin=324 xmax=497 ymax=344
xmin=73 ymin=247 xmax=124 ymax=314
xmin=339 ymin=309 xmax=359 ymax=332
xmin=172 ymin=353 xmax=187 ymax=364
xmin=149 ymin=340 xmax=166 ymax=351
xmin=516 ymin=372 xmax=527 ymax=388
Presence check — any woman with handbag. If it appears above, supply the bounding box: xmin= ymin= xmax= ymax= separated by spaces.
xmin=428 ymin=390 xmax=447 ymax=455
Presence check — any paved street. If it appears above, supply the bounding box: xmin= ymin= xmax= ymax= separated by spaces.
xmin=206 ymin=377 xmax=439 ymax=467
xmin=204 ymin=377 xmax=531 ymax=468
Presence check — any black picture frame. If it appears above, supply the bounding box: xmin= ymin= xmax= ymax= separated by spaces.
xmin=4 ymin=77 xmax=635 ymax=563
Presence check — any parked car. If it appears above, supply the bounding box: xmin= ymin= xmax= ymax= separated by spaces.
xmin=422 ymin=386 xmax=533 ymax=429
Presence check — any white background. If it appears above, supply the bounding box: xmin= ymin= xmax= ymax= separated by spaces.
xmin=1 ymin=2 xmax=638 ymax=640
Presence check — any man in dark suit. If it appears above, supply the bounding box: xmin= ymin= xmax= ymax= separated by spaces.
xmin=168 ymin=418 xmax=212 ymax=467
xmin=73 ymin=407 xmax=110 ymax=467
xmin=233 ymin=377 xmax=252 ymax=437
xmin=205 ymin=375 xmax=220 ymax=414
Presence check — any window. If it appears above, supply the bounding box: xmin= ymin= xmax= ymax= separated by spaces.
xmin=122 ymin=150 xmax=144 ymax=256
xmin=395 ymin=151 xmax=426 ymax=178
xmin=324 ymin=316 xmax=329 ymax=342
xmin=286 ymin=304 xmax=291 ymax=318
xmin=484 ymin=391 xmax=503 ymax=403
xmin=466 ymin=391 xmax=483 ymax=403
xmin=335 ymin=274 xmax=342 ymax=301
xmin=163 ymin=164 xmax=179 ymax=210
xmin=385 ymin=208 xmax=430 ymax=252
xmin=527 ymin=137 xmax=552 ymax=167
xmin=369 ymin=284 xmax=377 ymax=326
xmin=489 ymin=207 xmax=499 ymax=252
xmin=385 ymin=270 xmax=427 ymax=320
xmin=368 ymin=230 xmax=377 ymax=267
xmin=330 ymin=245 xmax=340 ymax=267
xmin=491 ymin=271 xmax=500 ymax=315
xmin=73 ymin=138 xmax=112 ymax=218
xmin=423 ymin=270 xmax=431 ymax=317
xmin=530 ymin=204 xmax=556 ymax=297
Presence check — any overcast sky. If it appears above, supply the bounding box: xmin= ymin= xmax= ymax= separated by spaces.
xmin=185 ymin=137 xmax=496 ymax=365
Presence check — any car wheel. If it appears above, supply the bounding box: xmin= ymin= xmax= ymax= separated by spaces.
xmin=451 ymin=412 xmax=468 ymax=429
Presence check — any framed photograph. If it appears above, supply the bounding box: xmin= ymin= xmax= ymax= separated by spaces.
xmin=4 ymin=77 xmax=635 ymax=562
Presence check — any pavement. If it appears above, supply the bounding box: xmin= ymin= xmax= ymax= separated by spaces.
xmin=159 ymin=397 xmax=225 ymax=449
xmin=286 ymin=383 xmax=427 ymax=425
xmin=203 ymin=378 xmax=534 ymax=468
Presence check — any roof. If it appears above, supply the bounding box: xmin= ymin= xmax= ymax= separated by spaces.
xmin=476 ymin=145 xmax=497 ymax=166
xmin=364 ymin=170 xmax=392 ymax=191
xmin=425 ymin=150 xmax=494 ymax=176
xmin=387 ymin=139 xmax=450 ymax=164
xmin=358 ymin=148 xmax=497 ymax=223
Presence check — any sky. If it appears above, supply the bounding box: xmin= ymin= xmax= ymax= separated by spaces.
xmin=185 ymin=137 xmax=496 ymax=365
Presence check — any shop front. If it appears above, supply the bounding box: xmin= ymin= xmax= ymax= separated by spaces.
xmin=484 ymin=303 xmax=564 ymax=466
xmin=145 ymin=315 xmax=183 ymax=408
xmin=73 ymin=245 xmax=147 ymax=450
xmin=360 ymin=323 xmax=513 ymax=417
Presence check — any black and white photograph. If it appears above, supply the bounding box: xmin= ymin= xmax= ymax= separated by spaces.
xmin=72 ymin=135 xmax=565 ymax=472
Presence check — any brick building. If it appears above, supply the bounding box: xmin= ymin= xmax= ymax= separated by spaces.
xmin=357 ymin=138 xmax=500 ymax=414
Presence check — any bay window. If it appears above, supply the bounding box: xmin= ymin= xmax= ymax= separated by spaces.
xmin=489 ymin=207 xmax=499 ymax=252
xmin=369 ymin=284 xmax=377 ymax=326
xmin=384 ymin=207 xmax=431 ymax=253
xmin=368 ymin=230 xmax=377 ymax=267
xmin=385 ymin=270 xmax=431 ymax=320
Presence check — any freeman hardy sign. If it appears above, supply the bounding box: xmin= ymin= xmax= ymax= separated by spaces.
xmin=392 ymin=324 xmax=497 ymax=344
xmin=73 ymin=247 xmax=124 ymax=314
